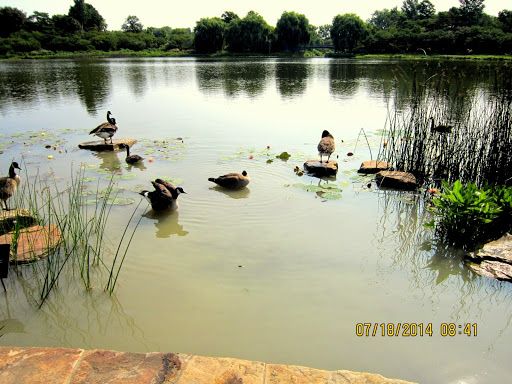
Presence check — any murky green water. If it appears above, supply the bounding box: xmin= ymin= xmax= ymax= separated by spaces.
xmin=1 ymin=57 xmax=512 ymax=384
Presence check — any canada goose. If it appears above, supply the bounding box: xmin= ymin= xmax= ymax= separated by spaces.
xmin=119 ymin=143 xmax=144 ymax=164
xmin=318 ymin=130 xmax=335 ymax=163
xmin=430 ymin=117 xmax=452 ymax=134
xmin=0 ymin=162 xmax=21 ymax=211
xmin=139 ymin=179 xmax=187 ymax=211
xmin=208 ymin=171 xmax=250 ymax=189
xmin=90 ymin=110 xmax=118 ymax=144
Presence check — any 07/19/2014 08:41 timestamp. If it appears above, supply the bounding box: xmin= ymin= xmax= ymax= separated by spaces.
xmin=355 ymin=323 xmax=477 ymax=337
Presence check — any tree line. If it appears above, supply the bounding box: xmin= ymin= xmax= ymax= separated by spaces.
xmin=0 ymin=0 xmax=511 ymax=57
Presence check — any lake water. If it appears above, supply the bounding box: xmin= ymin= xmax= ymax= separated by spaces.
xmin=1 ymin=57 xmax=511 ymax=384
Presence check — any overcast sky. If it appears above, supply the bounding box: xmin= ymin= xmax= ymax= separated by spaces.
xmin=4 ymin=0 xmax=510 ymax=30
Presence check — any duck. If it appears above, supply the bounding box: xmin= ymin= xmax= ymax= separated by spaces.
xmin=119 ymin=143 xmax=144 ymax=164
xmin=430 ymin=117 xmax=452 ymax=134
xmin=208 ymin=171 xmax=250 ymax=189
xmin=318 ymin=130 xmax=335 ymax=163
xmin=0 ymin=162 xmax=22 ymax=211
xmin=139 ymin=179 xmax=187 ymax=211
xmin=90 ymin=110 xmax=118 ymax=144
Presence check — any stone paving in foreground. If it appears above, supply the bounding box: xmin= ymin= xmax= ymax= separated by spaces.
xmin=0 ymin=346 xmax=418 ymax=384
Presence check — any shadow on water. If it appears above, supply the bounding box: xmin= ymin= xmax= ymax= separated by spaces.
xmin=142 ymin=210 xmax=189 ymax=238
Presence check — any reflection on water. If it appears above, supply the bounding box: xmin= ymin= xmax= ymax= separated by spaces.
xmin=208 ymin=186 xmax=251 ymax=199
xmin=1 ymin=57 xmax=512 ymax=384
xmin=142 ymin=210 xmax=189 ymax=238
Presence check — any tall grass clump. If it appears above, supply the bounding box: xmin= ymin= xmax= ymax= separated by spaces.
xmin=378 ymin=63 xmax=512 ymax=189
xmin=9 ymin=164 xmax=144 ymax=307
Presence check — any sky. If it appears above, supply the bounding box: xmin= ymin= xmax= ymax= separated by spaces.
xmin=3 ymin=0 xmax=510 ymax=30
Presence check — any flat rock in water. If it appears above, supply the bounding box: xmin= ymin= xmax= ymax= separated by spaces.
xmin=376 ymin=171 xmax=416 ymax=190
xmin=465 ymin=233 xmax=512 ymax=282
xmin=0 ymin=209 xmax=38 ymax=235
xmin=0 ymin=224 xmax=62 ymax=263
xmin=358 ymin=160 xmax=391 ymax=174
xmin=78 ymin=139 xmax=137 ymax=151
xmin=304 ymin=160 xmax=338 ymax=176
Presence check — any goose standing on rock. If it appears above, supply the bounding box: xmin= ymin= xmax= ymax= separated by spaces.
xmin=0 ymin=161 xmax=22 ymax=211
xmin=208 ymin=171 xmax=250 ymax=189
xmin=119 ymin=143 xmax=144 ymax=164
xmin=139 ymin=179 xmax=187 ymax=211
xmin=318 ymin=130 xmax=335 ymax=163
xmin=90 ymin=110 xmax=118 ymax=144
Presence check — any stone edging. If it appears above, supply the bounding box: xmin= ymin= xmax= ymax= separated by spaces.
xmin=0 ymin=346 xmax=418 ymax=383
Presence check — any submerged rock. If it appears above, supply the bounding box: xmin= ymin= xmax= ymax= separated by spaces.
xmin=78 ymin=138 xmax=137 ymax=151
xmin=465 ymin=233 xmax=512 ymax=282
xmin=0 ymin=224 xmax=62 ymax=263
xmin=358 ymin=160 xmax=391 ymax=174
xmin=303 ymin=160 xmax=338 ymax=177
xmin=375 ymin=171 xmax=416 ymax=190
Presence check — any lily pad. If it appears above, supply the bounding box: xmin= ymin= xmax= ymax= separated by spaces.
xmin=318 ymin=191 xmax=342 ymax=200
xmin=293 ymin=183 xmax=323 ymax=192
xmin=112 ymin=173 xmax=137 ymax=180
xmin=106 ymin=197 xmax=136 ymax=206
xmin=159 ymin=176 xmax=185 ymax=185
xmin=276 ymin=151 xmax=291 ymax=160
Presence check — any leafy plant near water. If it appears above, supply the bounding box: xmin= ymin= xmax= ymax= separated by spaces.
xmin=425 ymin=180 xmax=512 ymax=249
xmin=9 ymin=165 xmax=144 ymax=307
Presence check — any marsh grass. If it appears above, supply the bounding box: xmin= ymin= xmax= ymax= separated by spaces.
xmin=378 ymin=65 xmax=512 ymax=188
xmin=8 ymin=163 xmax=144 ymax=307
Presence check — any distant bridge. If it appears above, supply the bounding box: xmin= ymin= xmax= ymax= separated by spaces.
xmin=298 ymin=44 xmax=335 ymax=50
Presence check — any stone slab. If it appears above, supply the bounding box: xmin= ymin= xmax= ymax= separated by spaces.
xmin=376 ymin=171 xmax=417 ymax=190
xmin=78 ymin=139 xmax=137 ymax=151
xmin=0 ymin=346 xmax=83 ymax=384
xmin=358 ymin=160 xmax=391 ymax=174
xmin=0 ymin=224 xmax=62 ymax=263
xmin=0 ymin=347 xmax=418 ymax=384
xmin=465 ymin=233 xmax=512 ymax=282
xmin=304 ymin=160 xmax=338 ymax=177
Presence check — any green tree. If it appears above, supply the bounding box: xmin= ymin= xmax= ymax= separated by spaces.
xmin=221 ymin=11 xmax=239 ymax=24
xmin=275 ymin=11 xmax=312 ymax=51
xmin=418 ymin=0 xmax=436 ymax=19
xmin=401 ymin=0 xmax=435 ymax=20
xmin=331 ymin=13 xmax=367 ymax=53
xmin=225 ymin=11 xmax=273 ymax=53
xmin=26 ymin=11 xmax=53 ymax=33
xmin=369 ymin=8 xmax=403 ymax=30
xmin=0 ymin=6 xmax=26 ymax=38
xmin=68 ymin=0 xmax=106 ymax=32
xmin=194 ymin=17 xmax=226 ymax=53
xmin=122 ymin=15 xmax=143 ymax=33
xmin=498 ymin=10 xmax=512 ymax=32
xmin=317 ymin=25 xmax=332 ymax=41
xmin=52 ymin=14 xmax=82 ymax=35
xmin=166 ymin=28 xmax=194 ymax=50
xmin=459 ymin=0 xmax=485 ymax=25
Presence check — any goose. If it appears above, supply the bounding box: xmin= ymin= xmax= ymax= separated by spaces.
xmin=208 ymin=171 xmax=250 ymax=189
xmin=0 ymin=162 xmax=22 ymax=211
xmin=318 ymin=130 xmax=335 ymax=163
xmin=90 ymin=110 xmax=118 ymax=144
xmin=119 ymin=143 xmax=144 ymax=164
xmin=139 ymin=179 xmax=187 ymax=211
xmin=430 ymin=117 xmax=452 ymax=134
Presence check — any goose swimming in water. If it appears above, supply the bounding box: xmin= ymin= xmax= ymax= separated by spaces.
xmin=0 ymin=161 xmax=22 ymax=211
xmin=430 ymin=117 xmax=452 ymax=134
xmin=139 ymin=179 xmax=187 ymax=211
xmin=318 ymin=130 xmax=335 ymax=163
xmin=208 ymin=171 xmax=250 ymax=189
xmin=119 ymin=143 xmax=144 ymax=164
xmin=90 ymin=111 xmax=118 ymax=144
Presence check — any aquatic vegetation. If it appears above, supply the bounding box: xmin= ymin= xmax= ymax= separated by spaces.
xmin=424 ymin=180 xmax=512 ymax=249
xmin=8 ymin=165 xmax=144 ymax=307
xmin=292 ymin=182 xmax=343 ymax=200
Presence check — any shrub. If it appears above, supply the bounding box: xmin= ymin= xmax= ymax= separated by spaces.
xmin=425 ymin=180 xmax=512 ymax=248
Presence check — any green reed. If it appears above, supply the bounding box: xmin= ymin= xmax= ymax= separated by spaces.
xmin=378 ymin=64 xmax=512 ymax=188
xmin=7 ymin=163 xmax=143 ymax=307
